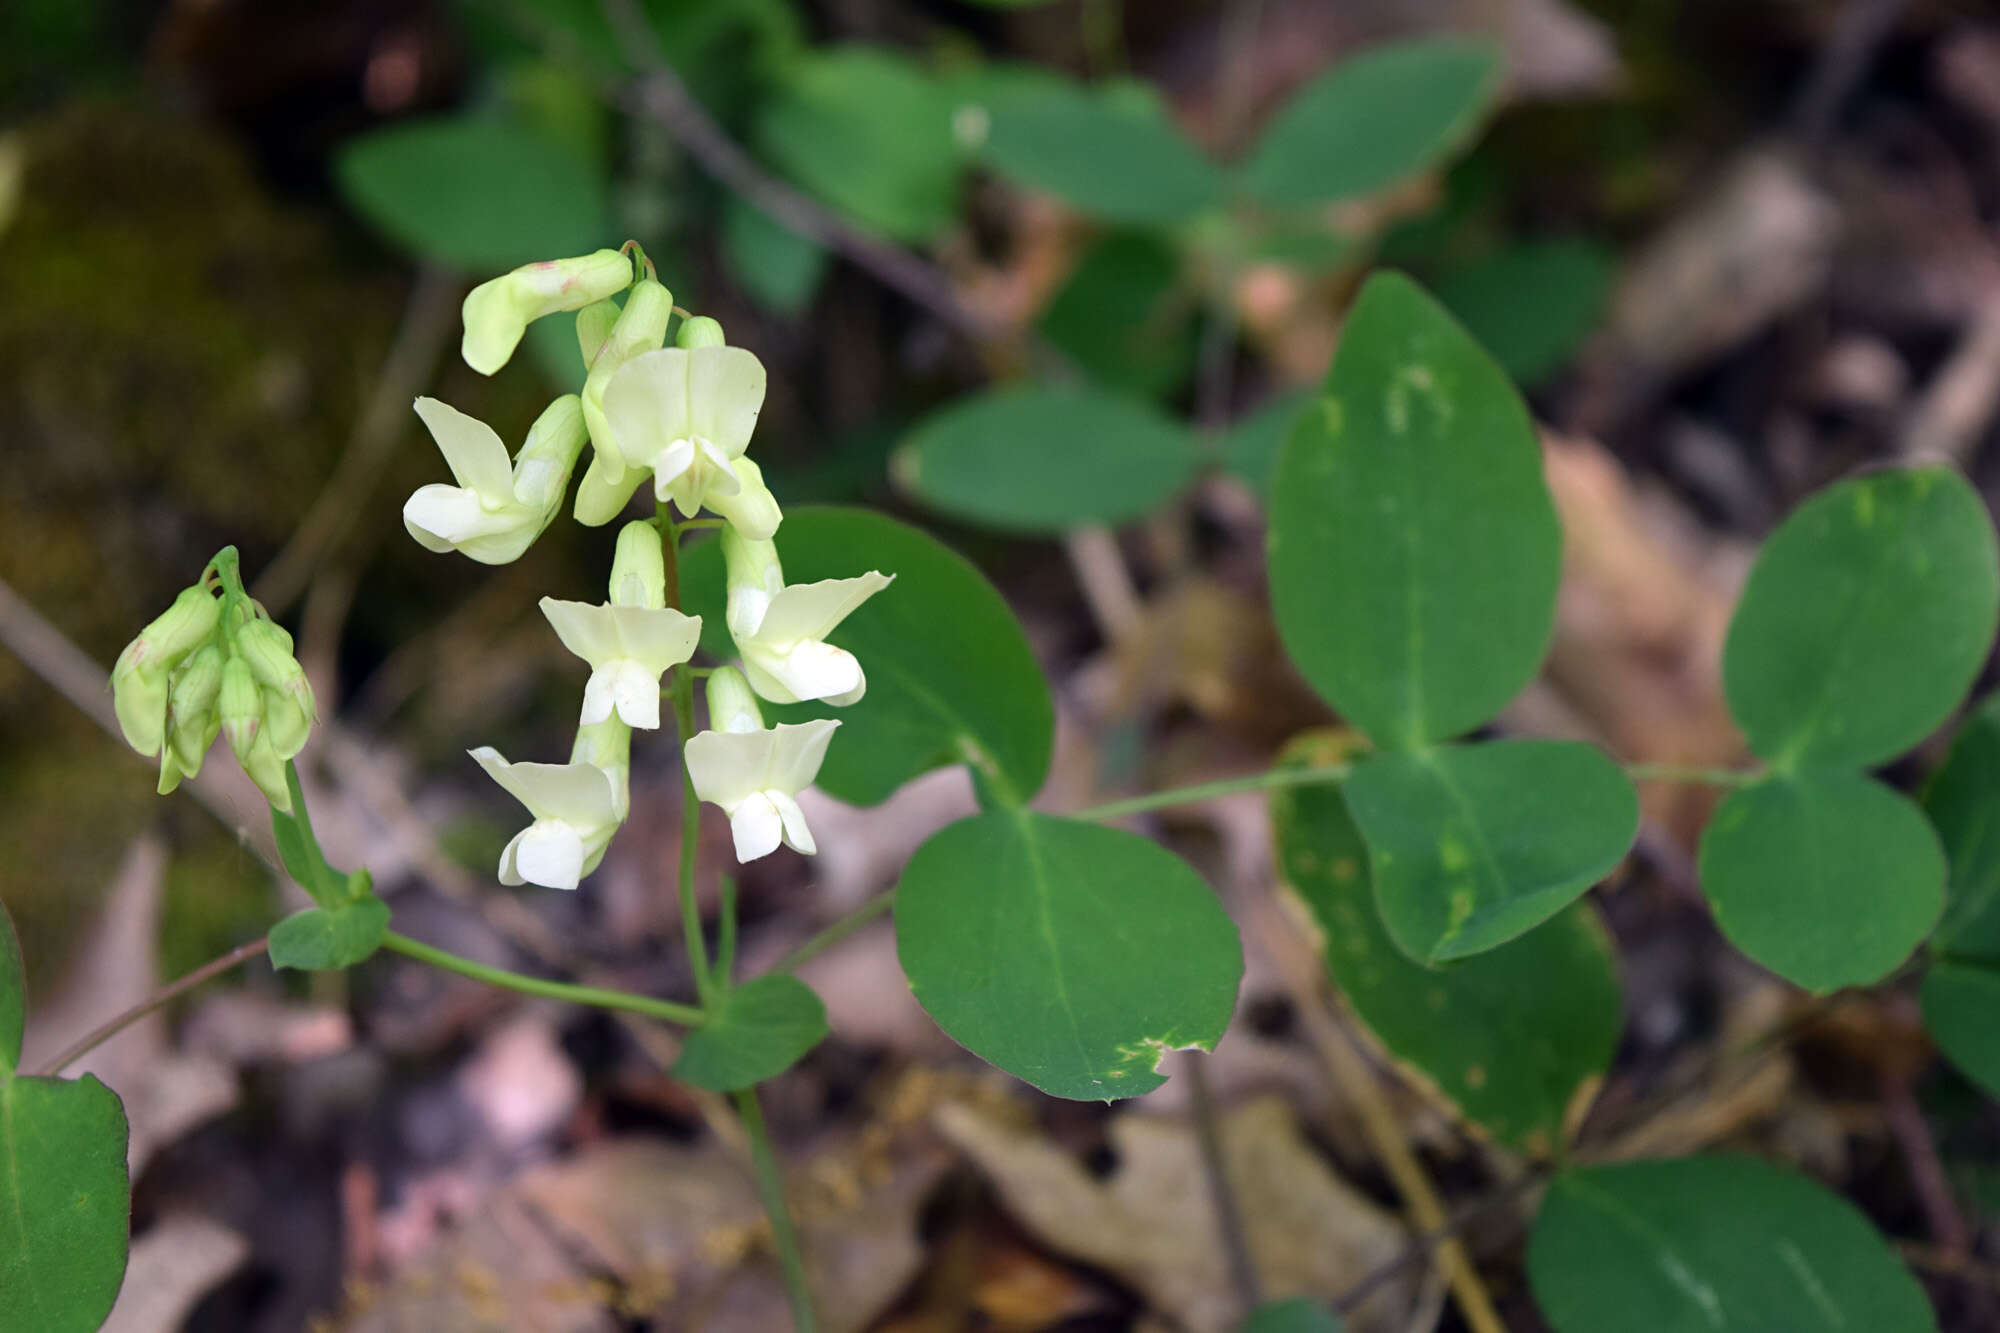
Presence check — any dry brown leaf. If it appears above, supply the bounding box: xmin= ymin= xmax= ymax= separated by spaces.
xmin=937 ymin=1094 xmax=1416 ymax=1332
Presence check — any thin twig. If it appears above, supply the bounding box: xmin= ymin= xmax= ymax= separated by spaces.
xmin=599 ymin=0 xmax=994 ymax=343
xmin=31 ymin=936 xmax=270 ymax=1077
xmin=254 ymin=266 xmax=461 ymax=615
xmin=1184 ymin=1050 xmax=1264 ymax=1314
xmin=1882 ymin=1065 xmax=1972 ymax=1255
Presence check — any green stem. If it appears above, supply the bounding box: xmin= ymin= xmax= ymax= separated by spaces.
xmin=1071 ymin=764 xmax=1351 ymax=822
xmin=661 ymin=506 xmax=715 ymax=1005
xmin=734 ymin=1086 xmax=819 ymax=1331
xmin=775 ymin=891 xmax=895 ymax=974
xmin=1624 ymin=762 xmax=1761 ymax=786
xmin=382 ymin=931 xmax=705 ymax=1026
xmin=1072 ymin=757 xmax=1761 ymax=823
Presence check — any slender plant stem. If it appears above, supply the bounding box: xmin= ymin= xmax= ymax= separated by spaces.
xmin=661 ymin=509 xmax=715 ymax=1004
xmin=1624 ymin=762 xmax=1760 ymax=786
xmin=1184 ymin=1051 xmax=1264 ymax=1313
xmin=382 ymin=931 xmax=704 ymax=1026
xmin=1071 ymin=764 xmax=1351 ymax=822
xmin=774 ymin=891 xmax=896 ymax=975
xmin=31 ymin=936 xmax=272 ymax=1077
xmin=734 ymin=1086 xmax=819 ymax=1331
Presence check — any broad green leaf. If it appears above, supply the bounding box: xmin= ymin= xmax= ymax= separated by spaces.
xmin=1528 ymin=1156 xmax=1938 ymax=1333
xmin=267 ymin=895 xmax=391 ymax=972
xmin=971 ymin=73 xmax=1223 ymax=224
xmin=1242 ymin=37 xmax=1502 ymax=207
xmin=1241 ymin=1298 xmax=1344 ymax=1333
xmin=0 ymin=904 xmax=21 ymax=1072
xmin=672 ymin=973 xmax=828 ymax=1092
xmin=1220 ymin=388 xmax=1311 ymax=495
xmin=723 ymin=194 xmax=827 ymax=314
xmin=1434 ymin=239 xmax=1615 ymax=386
xmin=1699 ymin=771 xmax=1943 ymax=993
xmin=894 ymin=385 xmax=1203 ymax=533
xmin=896 ymin=811 xmax=1242 ymax=1100
xmin=1924 ymin=691 xmax=2000 ymax=960
xmin=1722 ymin=467 xmax=2000 ymax=771
xmin=681 ymin=507 xmax=1054 ymax=806
xmin=1274 ymin=732 xmax=1621 ymax=1151
xmin=0 ymin=1076 xmax=130 ymax=1332
xmin=1342 ymin=739 xmax=1637 ymax=963
xmin=1923 ymin=961 xmax=2000 ymax=1100
xmin=1268 ymin=271 xmax=1561 ymax=750
xmin=755 ymin=47 xmax=958 ymax=242
xmin=336 ymin=115 xmax=609 ymax=271
xmin=1038 ymin=232 xmax=1197 ymax=399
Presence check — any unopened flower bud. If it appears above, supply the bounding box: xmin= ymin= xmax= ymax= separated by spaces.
xmin=239 ymin=729 xmax=292 ymax=813
xmin=676 ymin=316 xmax=725 ymax=349
xmin=610 ymin=520 xmax=667 ymax=609
xmin=166 ymin=644 xmax=224 ymax=767
xmin=219 ymin=655 xmax=261 ymax=762
xmin=705 ymin=666 xmax=764 ymax=735
xmin=112 ymin=584 xmax=222 ymax=755
xmin=722 ymin=526 xmax=786 ymax=640
xmin=461 ymin=249 xmax=632 ymax=376
xmin=576 ymin=299 xmax=620 ymax=368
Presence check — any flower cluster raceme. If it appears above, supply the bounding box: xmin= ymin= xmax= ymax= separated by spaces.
xmin=110 ymin=551 xmax=317 ymax=811
xmin=406 ymin=247 xmax=893 ymax=888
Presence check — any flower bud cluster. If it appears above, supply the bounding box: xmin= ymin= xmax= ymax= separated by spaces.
xmin=412 ymin=247 xmax=894 ymax=888
xmin=111 ymin=552 xmax=317 ymax=811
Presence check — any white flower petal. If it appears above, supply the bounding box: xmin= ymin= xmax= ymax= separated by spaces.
xmin=414 ymin=397 xmax=514 ymax=501
xmin=512 ymin=819 xmax=587 ymax=890
xmin=602 ymin=347 xmax=692 ymax=472
xmin=688 ymin=347 xmax=766 ymax=456
xmin=404 ymin=485 xmax=542 ymax=564
xmin=741 ymin=638 xmax=863 ymax=705
xmin=685 ymin=728 xmax=779 ymax=807
xmin=768 ymin=719 xmax=840 ymax=795
xmin=541 ymin=597 xmax=623 ymax=669
xmin=602 ymin=660 xmax=663 ymax=730
xmin=768 ymin=790 xmax=816 ymax=855
xmin=471 ymin=748 xmax=621 ymax=828
xmin=728 ymin=793 xmax=784 ymax=861
xmin=707 ymin=458 xmax=782 ymax=543
xmin=606 ymin=605 xmax=702 ymax=673
xmin=651 ymin=436 xmax=696 ymax=489
xmin=697 ymin=438 xmax=742 ymax=494
xmin=757 ymin=573 xmax=893 ymax=647
xmin=573 ymin=449 xmax=648 ymax=527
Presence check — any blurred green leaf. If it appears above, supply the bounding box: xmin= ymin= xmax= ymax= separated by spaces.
xmin=755 ymin=47 xmax=958 ymax=242
xmin=1219 ymin=388 xmax=1311 ymax=495
xmin=723 ymin=195 xmax=828 ymax=313
xmin=1923 ymin=961 xmax=2000 ymax=1101
xmin=1343 ymin=740 xmax=1637 ymax=962
xmin=1926 ymin=692 xmax=2000 ymax=960
xmin=895 ymin=384 xmax=1203 ymax=532
xmin=1038 ymin=232 xmax=1197 ymax=399
xmin=0 ymin=1075 xmax=130 ymax=1332
xmin=1699 ymin=772 xmax=1944 ymax=993
xmin=336 ymin=114 xmax=610 ymax=271
xmin=1723 ymin=467 xmax=1999 ymax=771
xmin=1241 ymin=1299 xmax=1344 ymax=1333
xmin=1243 ymin=37 xmax=1503 ymax=207
xmin=1434 ymin=239 xmax=1615 ymax=385
xmin=672 ymin=973 xmax=828 ymax=1091
xmin=267 ymin=895 xmax=390 ymax=972
xmin=0 ymin=905 xmax=21 ymax=1073
xmin=896 ymin=811 xmax=1242 ymax=1101
xmin=1275 ymin=732 xmax=1621 ymax=1149
xmin=969 ymin=71 xmax=1224 ymax=224
xmin=681 ymin=507 xmax=1054 ymax=806
xmin=1529 ymin=1156 xmax=1938 ymax=1332
xmin=1268 ymin=271 xmax=1560 ymax=750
